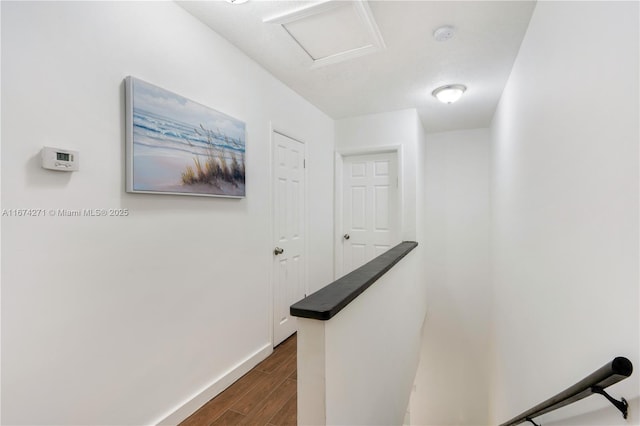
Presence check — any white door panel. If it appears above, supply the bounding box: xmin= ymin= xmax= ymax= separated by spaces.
xmin=273 ymin=132 xmax=305 ymax=346
xmin=342 ymin=152 xmax=399 ymax=273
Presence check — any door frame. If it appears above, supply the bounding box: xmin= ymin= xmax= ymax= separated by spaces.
xmin=334 ymin=145 xmax=404 ymax=280
xmin=269 ymin=123 xmax=309 ymax=348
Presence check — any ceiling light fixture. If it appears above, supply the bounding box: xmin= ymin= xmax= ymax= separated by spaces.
xmin=224 ymin=0 xmax=249 ymax=4
xmin=432 ymin=84 xmax=467 ymax=104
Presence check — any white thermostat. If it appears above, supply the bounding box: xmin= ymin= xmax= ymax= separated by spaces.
xmin=41 ymin=147 xmax=79 ymax=171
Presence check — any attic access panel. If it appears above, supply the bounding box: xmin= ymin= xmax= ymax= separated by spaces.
xmin=264 ymin=1 xmax=385 ymax=68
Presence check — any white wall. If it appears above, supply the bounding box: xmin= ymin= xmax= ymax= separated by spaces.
xmin=298 ymin=247 xmax=426 ymax=425
xmin=491 ymin=1 xmax=639 ymax=425
xmin=410 ymin=128 xmax=491 ymax=425
xmin=336 ymin=109 xmax=421 ymax=241
xmin=0 ymin=2 xmax=334 ymax=425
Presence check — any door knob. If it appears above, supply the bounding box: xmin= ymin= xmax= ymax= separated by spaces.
xmin=274 ymin=247 xmax=284 ymax=255
xmin=343 ymin=234 xmax=350 ymax=240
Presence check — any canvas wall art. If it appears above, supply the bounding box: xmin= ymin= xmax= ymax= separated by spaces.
xmin=125 ymin=76 xmax=246 ymax=197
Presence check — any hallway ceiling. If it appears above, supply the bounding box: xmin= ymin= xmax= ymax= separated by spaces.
xmin=178 ymin=1 xmax=536 ymax=133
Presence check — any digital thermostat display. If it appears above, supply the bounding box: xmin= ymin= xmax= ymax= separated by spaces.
xmin=56 ymin=152 xmax=71 ymax=161
xmin=41 ymin=147 xmax=79 ymax=171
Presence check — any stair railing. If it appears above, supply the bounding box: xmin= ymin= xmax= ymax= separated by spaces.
xmin=499 ymin=357 xmax=633 ymax=426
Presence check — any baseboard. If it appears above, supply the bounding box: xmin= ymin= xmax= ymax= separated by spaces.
xmin=155 ymin=343 xmax=273 ymax=425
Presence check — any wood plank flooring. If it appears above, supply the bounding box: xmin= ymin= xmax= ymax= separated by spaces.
xmin=180 ymin=334 xmax=297 ymax=426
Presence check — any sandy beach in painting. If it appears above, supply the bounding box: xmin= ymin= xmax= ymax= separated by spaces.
xmin=129 ymin=77 xmax=246 ymax=197
xmin=132 ymin=149 xmax=245 ymax=196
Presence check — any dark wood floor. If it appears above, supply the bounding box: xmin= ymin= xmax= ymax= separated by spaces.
xmin=180 ymin=334 xmax=297 ymax=426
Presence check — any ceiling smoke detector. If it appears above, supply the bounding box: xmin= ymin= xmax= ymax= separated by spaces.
xmin=433 ymin=25 xmax=455 ymax=42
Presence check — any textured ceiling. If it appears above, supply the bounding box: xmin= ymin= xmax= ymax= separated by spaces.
xmin=178 ymin=1 xmax=536 ymax=133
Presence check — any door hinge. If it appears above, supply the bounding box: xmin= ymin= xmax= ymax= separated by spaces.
xmin=304 ymin=159 xmax=306 ymax=169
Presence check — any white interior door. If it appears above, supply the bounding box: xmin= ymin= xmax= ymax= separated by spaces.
xmin=272 ymin=131 xmax=306 ymax=346
xmin=342 ymin=152 xmax=399 ymax=273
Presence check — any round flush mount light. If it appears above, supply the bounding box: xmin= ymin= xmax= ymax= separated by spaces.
xmin=225 ymin=0 xmax=249 ymax=4
xmin=433 ymin=25 xmax=455 ymax=42
xmin=432 ymin=84 xmax=467 ymax=104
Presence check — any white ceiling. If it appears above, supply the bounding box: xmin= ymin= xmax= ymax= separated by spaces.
xmin=178 ymin=0 xmax=536 ymax=133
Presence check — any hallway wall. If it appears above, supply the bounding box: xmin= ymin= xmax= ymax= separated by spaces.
xmin=1 ymin=2 xmax=334 ymax=425
xmin=411 ymin=128 xmax=491 ymax=425
xmin=490 ymin=1 xmax=639 ymax=424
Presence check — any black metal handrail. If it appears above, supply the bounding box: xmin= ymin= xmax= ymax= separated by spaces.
xmin=499 ymin=357 xmax=633 ymax=426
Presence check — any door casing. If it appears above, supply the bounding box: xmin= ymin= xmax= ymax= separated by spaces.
xmin=269 ymin=125 xmax=308 ymax=348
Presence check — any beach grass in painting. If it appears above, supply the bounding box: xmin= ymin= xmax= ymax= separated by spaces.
xmin=125 ymin=76 xmax=246 ymax=197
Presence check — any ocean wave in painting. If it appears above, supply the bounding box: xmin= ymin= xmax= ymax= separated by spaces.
xmin=133 ymin=109 xmax=244 ymax=158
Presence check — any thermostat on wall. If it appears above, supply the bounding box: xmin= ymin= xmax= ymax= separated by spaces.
xmin=41 ymin=147 xmax=79 ymax=171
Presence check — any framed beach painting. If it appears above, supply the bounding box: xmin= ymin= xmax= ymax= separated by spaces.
xmin=125 ymin=76 xmax=246 ymax=198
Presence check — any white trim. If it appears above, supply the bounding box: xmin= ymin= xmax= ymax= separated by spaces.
xmin=269 ymin=124 xmax=309 ymax=348
xmin=337 ymin=145 xmax=400 ymax=157
xmin=333 ymin=152 xmax=344 ymax=279
xmin=334 ymin=145 xmax=403 ymax=280
xmin=309 ymin=45 xmax=378 ymax=70
xmin=268 ymin=124 xmax=276 ymax=348
xmin=155 ymin=343 xmax=272 ymax=425
xmin=397 ymin=145 xmax=405 ymax=242
xmin=353 ymin=0 xmax=386 ymax=51
xmin=263 ymin=0 xmax=340 ymax=25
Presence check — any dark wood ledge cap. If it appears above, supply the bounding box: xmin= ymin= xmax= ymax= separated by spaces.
xmin=290 ymin=241 xmax=418 ymax=321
